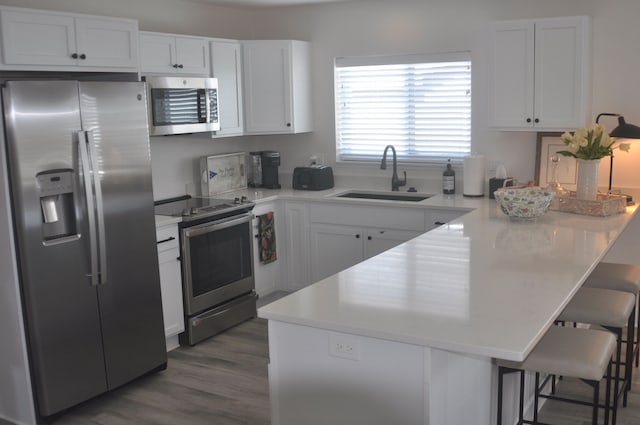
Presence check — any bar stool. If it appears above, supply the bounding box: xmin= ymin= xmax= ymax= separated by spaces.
xmin=583 ymin=263 xmax=640 ymax=368
xmin=556 ymin=287 xmax=635 ymax=424
xmin=497 ymin=326 xmax=616 ymax=425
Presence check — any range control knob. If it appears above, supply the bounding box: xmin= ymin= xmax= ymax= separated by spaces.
xmin=241 ymin=196 xmax=248 ymax=204
xmin=181 ymin=208 xmax=190 ymax=217
xmin=190 ymin=207 xmax=198 ymax=215
xmin=234 ymin=197 xmax=241 ymax=204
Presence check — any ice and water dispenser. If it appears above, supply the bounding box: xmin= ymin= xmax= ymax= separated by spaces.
xmin=36 ymin=169 xmax=77 ymax=241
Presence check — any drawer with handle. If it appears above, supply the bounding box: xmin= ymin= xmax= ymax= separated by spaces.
xmin=156 ymin=224 xmax=179 ymax=253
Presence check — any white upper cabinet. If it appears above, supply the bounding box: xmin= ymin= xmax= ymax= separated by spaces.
xmin=488 ymin=16 xmax=591 ymax=131
xmin=139 ymin=31 xmax=209 ymax=76
xmin=210 ymin=39 xmax=244 ymax=137
xmin=0 ymin=7 xmax=138 ymax=71
xmin=242 ymin=40 xmax=312 ymax=135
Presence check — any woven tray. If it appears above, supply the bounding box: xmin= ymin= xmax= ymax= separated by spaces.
xmin=549 ymin=193 xmax=626 ymax=217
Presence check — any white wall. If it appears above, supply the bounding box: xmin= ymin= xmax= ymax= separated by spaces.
xmin=1 ymin=0 xmax=639 ymax=196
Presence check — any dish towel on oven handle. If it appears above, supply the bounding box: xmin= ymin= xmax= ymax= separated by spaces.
xmin=257 ymin=211 xmax=277 ymax=264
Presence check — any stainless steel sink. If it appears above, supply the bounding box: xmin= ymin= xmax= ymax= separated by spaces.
xmin=335 ymin=191 xmax=433 ymax=202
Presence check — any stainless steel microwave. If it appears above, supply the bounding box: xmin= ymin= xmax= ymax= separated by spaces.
xmin=143 ymin=76 xmax=220 ymax=136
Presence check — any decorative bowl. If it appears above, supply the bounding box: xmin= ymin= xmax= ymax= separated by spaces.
xmin=493 ymin=187 xmax=555 ymax=220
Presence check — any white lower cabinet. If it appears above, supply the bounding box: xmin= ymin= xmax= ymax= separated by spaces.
xmin=364 ymin=228 xmax=423 ymax=258
xmin=252 ymin=201 xmax=282 ymax=298
xmin=155 ymin=222 xmax=184 ymax=351
xmin=426 ymin=208 xmax=469 ymax=231
xmin=308 ymin=203 xmax=426 ymax=284
xmin=310 ymin=224 xmax=365 ymax=283
xmin=283 ymin=201 xmax=311 ymax=291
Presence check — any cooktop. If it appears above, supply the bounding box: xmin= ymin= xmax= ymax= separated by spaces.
xmin=154 ymin=195 xmax=254 ymax=222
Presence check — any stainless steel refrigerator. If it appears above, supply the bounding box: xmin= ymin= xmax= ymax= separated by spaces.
xmin=2 ymin=80 xmax=167 ymax=419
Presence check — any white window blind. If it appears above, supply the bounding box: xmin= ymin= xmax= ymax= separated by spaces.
xmin=335 ymin=52 xmax=471 ymax=163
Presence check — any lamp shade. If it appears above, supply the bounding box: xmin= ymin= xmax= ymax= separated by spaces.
xmin=609 ymin=116 xmax=640 ymax=140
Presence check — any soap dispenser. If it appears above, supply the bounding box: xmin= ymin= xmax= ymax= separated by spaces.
xmin=443 ymin=159 xmax=455 ymax=194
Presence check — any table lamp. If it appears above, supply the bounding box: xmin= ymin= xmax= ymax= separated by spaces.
xmin=595 ymin=113 xmax=640 ymax=204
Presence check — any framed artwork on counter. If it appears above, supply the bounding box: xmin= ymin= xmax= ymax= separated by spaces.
xmin=535 ymin=132 xmax=577 ymax=190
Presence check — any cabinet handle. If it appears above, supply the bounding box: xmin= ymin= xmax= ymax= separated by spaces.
xmin=178 ymin=64 xmax=184 ymax=68
xmin=173 ymin=64 xmax=179 ymax=68
xmin=367 ymin=236 xmax=372 ymax=240
xmin=434 ymin=221 xmax=446 ymax=226
xmin=79 ymin=54 xmax=86 ymax=60
xmin=526 ymin=118 xmax=532 ymax=123
xmin=157 ymin=236 xmax=176 ymax=244
xmin=534 ymin=118 xmax=539 ymax=123
xmin=254 ymin=234 xmax=260 ymax=239
xmin=355 ymin=234 xmax=360 ymax=239
xmin=176 ymin=256 xmax=182 ymax=261
xmin=286 ymin=123 xmax=292 ymax=127
xmin=71 ymin=53 xmax=78 ymax=59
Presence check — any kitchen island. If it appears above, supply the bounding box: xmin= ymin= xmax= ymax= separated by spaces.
xmin=258 ymin=199 xmax=638 ymax=425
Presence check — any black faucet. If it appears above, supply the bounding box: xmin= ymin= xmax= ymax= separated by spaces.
xmin=380 ymin=145 xmax=406 ymax=191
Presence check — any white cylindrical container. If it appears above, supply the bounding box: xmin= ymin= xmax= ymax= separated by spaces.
xmin=463 ymin=154 xmax=486 ymax=197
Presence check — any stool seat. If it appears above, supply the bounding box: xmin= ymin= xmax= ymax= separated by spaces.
xmin=498 ymin=327 xmax=616 ymax=381
xmin=584 ymin=263 xmax=640 ymax=294
xmin=558 ymin=287 xmax=635 ymax=328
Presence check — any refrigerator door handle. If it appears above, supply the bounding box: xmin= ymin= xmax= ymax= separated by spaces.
xmin=78 ymin=131 xmax=99 ymax=287
xmin=86 ymin=130 xmax=108 ymax=286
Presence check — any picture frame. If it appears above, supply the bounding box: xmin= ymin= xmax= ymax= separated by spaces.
xmin=535 ymin=132 xmax=577 ymax=190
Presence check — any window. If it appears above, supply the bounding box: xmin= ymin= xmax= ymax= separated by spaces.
xmin=334 ymin=52 xmax=471 ymax=164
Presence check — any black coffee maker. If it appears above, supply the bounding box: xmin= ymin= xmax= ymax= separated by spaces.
xmin=252 ymin=150 xmax=281 ymax=189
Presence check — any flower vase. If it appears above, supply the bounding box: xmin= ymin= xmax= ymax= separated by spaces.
xmin=576 ymin=158 xmax=600 ymax=200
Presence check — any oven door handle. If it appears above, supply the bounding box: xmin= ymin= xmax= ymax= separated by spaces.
xmin=183 ymin=213 xmax=253 ymax=238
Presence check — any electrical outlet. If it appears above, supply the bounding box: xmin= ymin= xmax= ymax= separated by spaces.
xmin=329 ymin=334 xmax=360 ymax=361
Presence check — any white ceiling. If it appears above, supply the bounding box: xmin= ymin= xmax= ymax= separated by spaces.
xmin=185 ymin=0 xmax=351 ymax=7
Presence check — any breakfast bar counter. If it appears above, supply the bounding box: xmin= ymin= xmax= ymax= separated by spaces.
xmin=258 ymin=199 xmax=638 ymax=425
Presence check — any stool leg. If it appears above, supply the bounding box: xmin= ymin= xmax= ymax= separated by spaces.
xmin=605 ymin=360 xmax=612 ymax=425
xmin=592 ymin=379 xmax=600 ymax=425
xmin=613 ymin=328 xmax=622 ymax=425
xmin=534 ymin=372 xmax=540 ymax=424
xmin=497 ymin=367 xmax=504 ymax=425
xmin=625 ymin=311 xmax=634 ymax=406
xmin=519 ymin=370 xmax=525 ymax=425
xmin=636 ymin=296 xmax=640 ymax=367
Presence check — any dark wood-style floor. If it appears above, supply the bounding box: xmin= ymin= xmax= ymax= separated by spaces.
xmin=51 ymin=318 xmax=270 ymax=425
xmin=13 ymin=315 xmax=640 ymax=425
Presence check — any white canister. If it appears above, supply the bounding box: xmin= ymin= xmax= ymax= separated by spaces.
xmin=463 ymin=154 xmax=486 ymax=197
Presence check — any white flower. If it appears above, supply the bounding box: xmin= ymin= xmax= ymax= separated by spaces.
xmin=617 ymin=142 xmax=632 ymax=152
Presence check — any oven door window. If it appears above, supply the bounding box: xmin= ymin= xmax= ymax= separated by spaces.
xmin=151 ymin=88 xmax=217 ymax=126
xmin=186 ymin=219 xmax=251 ymax=298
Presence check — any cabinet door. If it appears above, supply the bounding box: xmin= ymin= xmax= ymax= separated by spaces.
xmin=426 ymin=209 xmax=468 ymax=231
xmin=284 ymin=202 xmax=310 ymax=291
xmin=157 ymin=248 xmax=185 ymax=338
xmin=310 ymin=224 xmax=364 ymax=283
xmin=534 ymin=17 xmax=588 ymax=129
xmin=0 ymin=9 xmax=76 ymax=66
xmin=242 ymin=40 xmax=293 ymax=134
xmin=139 ymin=33 xmax=176 ymax=74
xmin=364 ymin=229 xmax=422 ymax=259
xmin=487 ymin=21 xmax=535 ymax=128
xmin=175 ymin=37 xmax=209 ymax=75
xmin=252 ymin=203 xmax=280 ymax=297
xmin=75 ymin=17 xmax=138 ymax=69
xmin=211 ymin=40 xmax=244 ymax=137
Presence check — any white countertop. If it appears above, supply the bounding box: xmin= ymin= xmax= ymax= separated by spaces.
xmin=154 ymin=214 xmax=182 ymax=227
xmin=258 ymin=196 xmax=638 ymax=361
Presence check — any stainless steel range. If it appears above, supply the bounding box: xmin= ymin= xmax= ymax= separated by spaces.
xmin=155 ymin=195 xmax=256 ymax=345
